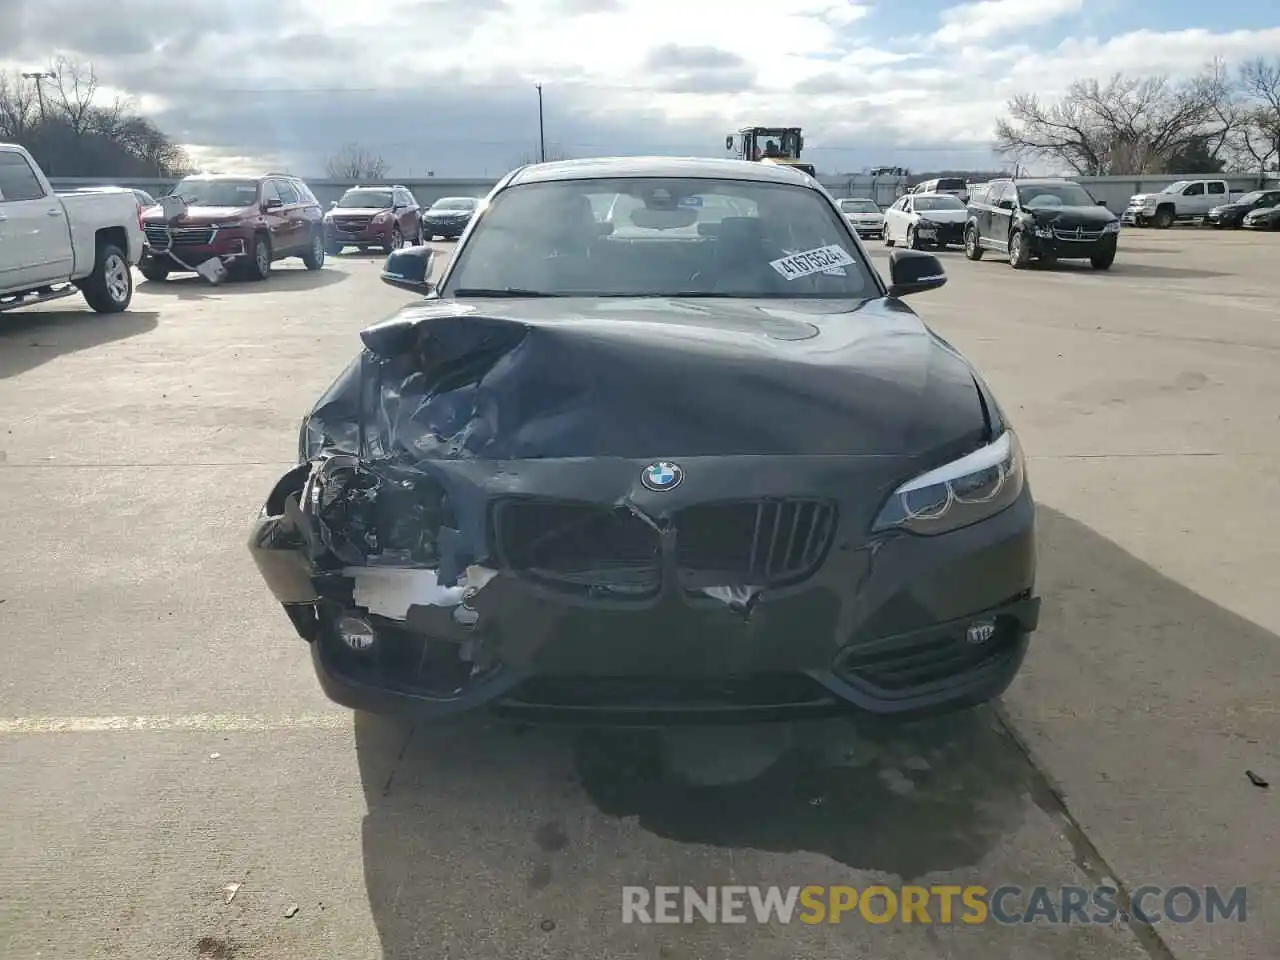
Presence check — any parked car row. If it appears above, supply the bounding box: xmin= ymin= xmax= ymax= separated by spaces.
xmin=840 ymin=176 xmax=1121 ymax=271
xmin=132 ymin=174 xmax=483 ymax=282
xmin=1122 ymin=179 xmax=1280 ymax=231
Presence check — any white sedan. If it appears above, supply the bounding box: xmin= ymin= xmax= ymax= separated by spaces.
xmin=837 ymin=197 xmax=885 ymax=239
xmin=884 ymin=192 xmax=969 ymax=249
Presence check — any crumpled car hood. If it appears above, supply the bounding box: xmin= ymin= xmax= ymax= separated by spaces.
xmin=301 ymin=295 xmax=989 ymax=464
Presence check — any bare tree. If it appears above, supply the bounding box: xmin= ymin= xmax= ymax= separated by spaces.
xmin=50 ymin=56 xmax=100 ymax=135
xmin=994 ymin=66 xmax=1237 ymax=175
xmin=0 ymin=60 xmax=191 ymax=177
xmin=325 ymin=142 xmax=389 ymax=179
xmin=1231 ymin=57 xmax=1280 ymax=172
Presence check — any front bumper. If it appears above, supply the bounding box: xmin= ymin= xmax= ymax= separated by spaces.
xmin=1028 ymin=231 xmax=1118 ymax=260
xmin=325 ymin=221 xmax=393 ymax=246
xmin=252 ymin=456 xmax=1040 ymax=725
xmin=421 ymin=218 xmax=469 ymax=238
xmin=914 ymin=221 xmax=965 ymax=246
xmin=1242 ymin=218 xmax=1274 ymax=230
xmin=141 ymin=227 xmax=252 ymax=266
xmin=849 ymin=221 xmax=884 ymax=237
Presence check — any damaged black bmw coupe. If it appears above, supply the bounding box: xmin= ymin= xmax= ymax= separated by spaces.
xmin=249 ymin=156 xmax=1039 ymax=724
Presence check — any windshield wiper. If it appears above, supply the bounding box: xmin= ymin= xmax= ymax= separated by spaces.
xmin=453 ymin=288 xmax=559 ymax=297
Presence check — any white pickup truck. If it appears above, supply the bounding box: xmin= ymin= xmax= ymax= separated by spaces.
xmin=1121 ymin=179 xmax=1241 ymax=228
xmin=1 ymin=143 xmax=145 ymax=314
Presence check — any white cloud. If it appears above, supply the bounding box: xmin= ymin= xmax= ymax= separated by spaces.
xmin=934 ymin=0 xmax=1082 ymax=45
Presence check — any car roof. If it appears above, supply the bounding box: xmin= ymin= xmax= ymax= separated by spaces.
xmin=507 ymin=156 xmax=813 ymax=187
xmin=179 ymin=173 xmax=266 ymax=182
xmin=841 ymin=197 xmax=877 ymax=202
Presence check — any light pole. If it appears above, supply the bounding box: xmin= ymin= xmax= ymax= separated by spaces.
xmin=536 ymin=84 xmax=545 ymax=163
xmin=21 ymin=71 xmax=56 ymax=122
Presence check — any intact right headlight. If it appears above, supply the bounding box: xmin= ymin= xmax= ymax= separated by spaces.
xmin=872 ymin=431 xmax=1026 ymax=536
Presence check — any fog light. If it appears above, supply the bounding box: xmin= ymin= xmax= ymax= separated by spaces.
xmin=336 ymin=613 xmax=376 ymax=652
xmin=965 ymin=619 xmax=997 ymax=645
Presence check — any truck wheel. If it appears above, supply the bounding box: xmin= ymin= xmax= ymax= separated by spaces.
xmin=1153 ymin=207 xmax=1174 ymax=229
xmin=325 ymin=240 xmax=343 ymax=255
xmin=80 ymin=244 xmax=133 ymax=313
xmin=302 ymin=231 xmax=325 ymax=271
xmin=1008 ymin=231 xmax=1031 ymax=269
xmin=139 ymin=261 xmax=170 ymax=282
xmin=247 ymin=234 xmax=272 ymax=281
xmin=964 ymin=225 xmax=984 ymax=260
xmin=1091 ymin=250 xmax=1116 ymax=270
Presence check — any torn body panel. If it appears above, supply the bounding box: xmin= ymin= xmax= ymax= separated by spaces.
xmin=249 ymin=295 xmax=1039 ymax=723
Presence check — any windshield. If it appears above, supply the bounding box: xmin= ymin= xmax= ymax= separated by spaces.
xmin=1017 ymin=183 xmax=1097 ymax=207
xmin=431 ymin=197 xmax=477 ymax=211
xmin=339 ymin=189 xmax=393 ymax=208
xmin=169 ymin=179 xmax=259 ymax=206
xmin=442 ymin=176 xmax=877 ymax=299
xmin=1159 ymin=181 xmax=1190 ymax=195
xmin=914 ymin=195 xmax=965 ymax=211
xmin=840 ymin=199 xmax=880 ymax=213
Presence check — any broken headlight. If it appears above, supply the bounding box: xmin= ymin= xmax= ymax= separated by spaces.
xmin=872 ymin=430 xmax=1025 ymax=536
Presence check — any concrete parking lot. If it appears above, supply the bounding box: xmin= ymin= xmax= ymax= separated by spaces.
xmin=1 ymin=230 xmax=1276 ymax=960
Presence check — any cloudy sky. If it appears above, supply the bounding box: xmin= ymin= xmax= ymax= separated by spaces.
xmin=3 ymin=0 xmax=1280 ymax=177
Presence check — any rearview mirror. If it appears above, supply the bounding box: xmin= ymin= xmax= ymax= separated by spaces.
xmin=381 ymin=244 xmax=436 ymax=294
xmin=886 ymin=249 xmax=946 ymax=298
xmin=725 ymin=135 xmax=734 ymax=150
xmin=1096 ymin=199 xmax=1109 ymax=207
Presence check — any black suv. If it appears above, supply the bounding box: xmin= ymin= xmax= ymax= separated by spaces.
xmin=964 ymin=178 xmax=1119 ymax=270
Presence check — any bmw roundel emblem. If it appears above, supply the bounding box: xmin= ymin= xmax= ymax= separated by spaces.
xmin=641 ymin=461 xmax=683 ymax=492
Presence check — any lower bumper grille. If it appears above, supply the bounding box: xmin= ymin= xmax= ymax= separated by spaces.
xmin=836 ymin=614 xmax=1024 ymax=692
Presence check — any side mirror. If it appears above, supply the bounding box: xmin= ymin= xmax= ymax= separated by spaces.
xmin=997 ymin=199 xmax=1015 ymax=211
xmin=725 ymin=135 xmax=734 ymax=151
xmin=1096 ymin=199 xmax=1109 ymax=207
xmin=886 ymin=249 xmax=946 ymax=298
xmin=381 ymin=244 xmax=436 ymax=294
xmin=264 ymin=198 xmax=284 ymax=210
xmin=328 ymin=200 xmax=337 ymax=209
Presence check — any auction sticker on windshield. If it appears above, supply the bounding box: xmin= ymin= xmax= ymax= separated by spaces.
xmin=769 ymin=245 xmax=854 ymax=280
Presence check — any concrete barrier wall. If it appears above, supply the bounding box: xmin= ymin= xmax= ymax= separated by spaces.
xmin=51 ymin=171 xmax=1280 ymax=214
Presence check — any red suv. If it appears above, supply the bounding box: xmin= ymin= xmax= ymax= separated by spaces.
xmin=139 ymin=173 xmax=325 ymax=281
xmin=324 ymin=185 xmax=423 ymax=254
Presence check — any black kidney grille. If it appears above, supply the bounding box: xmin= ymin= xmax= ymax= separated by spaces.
xmin=492 ymin=499 xmax=661 ymax=596
xmin=675 ymin=499 xmax=836 ymax=586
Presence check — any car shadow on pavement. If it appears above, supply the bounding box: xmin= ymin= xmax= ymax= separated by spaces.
xmin=1041 ymin=261 xmax=1230 ymax=280
xmin=351 ymin=503 xmax=1278 ymax=957
xmin=0 ymin=309 xmax=159 ymax=381
xmin=136 ymin=266 xmax=347 ymax=300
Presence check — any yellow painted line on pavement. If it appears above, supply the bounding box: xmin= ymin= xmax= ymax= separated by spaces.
xmin=0 ymin=713 xmax=352 ymax=734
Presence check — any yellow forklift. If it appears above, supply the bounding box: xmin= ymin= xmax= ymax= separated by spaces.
xmin=726 ymin=126 xmax=816 ymax=177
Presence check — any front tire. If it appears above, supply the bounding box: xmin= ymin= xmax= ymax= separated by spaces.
xmin=1153 ymin=207 xmax=1174 ymax=229
xmin=247 ymin=234 xmax=272 ymax=281
xmin=325 ymin=240 xmax=343 ymax=256
xmin=384 ymin=226 xmax=403 ymax=255
xmin=964 ymin=225 xmax=984 ymax=260
xmin=80 ymin=244 xmax=133 ymax=313
xmin=1008 ymin=231 xmax=1031 ymax=269
xmin=1091 ymin=249 xmax=1116 ymax=269
xmin=303 ymin=231 xmax=325 ymax=271
xmin=883 ymin=230 xmax=894 ymax=247
xmin=139 ymin=259 xmax=171 ymax=282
